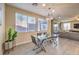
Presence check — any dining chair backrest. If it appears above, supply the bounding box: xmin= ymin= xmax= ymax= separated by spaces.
xmin=43 ymin=32 xmax=47 ymax=35
xmin=37 ymin=33 xmax=42 ymax=36
xmin=43 ymin=32 xmax=49 ymax=37
xmin=31 ymin=35 xmax=37 ymax=45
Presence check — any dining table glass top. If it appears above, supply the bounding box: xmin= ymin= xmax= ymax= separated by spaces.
xmin=34 ymin=34 xmax=48 ymax=41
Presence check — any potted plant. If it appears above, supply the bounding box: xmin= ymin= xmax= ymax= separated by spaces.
xmin=5 ymin=28 xmax=17 ymax=50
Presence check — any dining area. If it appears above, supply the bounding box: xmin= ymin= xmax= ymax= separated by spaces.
xmin=31 ymin=32 xmax=59 ymax=54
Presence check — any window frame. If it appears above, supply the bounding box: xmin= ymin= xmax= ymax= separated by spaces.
xmin=38 ymin=18 xmax=48 ymax=32
xmin=15 ymin=12 xmax=37 ymax=32
xmin=63 ymin=22 xmax=71 ymax=31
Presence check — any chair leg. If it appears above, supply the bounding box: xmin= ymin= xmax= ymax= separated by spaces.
xmin=53 ymin=40 xmax=57 ymax=47
xmin=41 ymin=45 xmax=46 ymax=53
xmin=32 ymin=46 xmax=39 ymax=51
xmin=42 ymin=47 xmax=46 ymax=52
xmin=35 ymin=45 xmax=46 ymax=54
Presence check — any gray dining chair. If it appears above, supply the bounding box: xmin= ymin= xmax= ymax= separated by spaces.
xmin=31 ymin=35 xmax=40 ymax=50
xmin=31 ymin=35 xmax=46 ymax=53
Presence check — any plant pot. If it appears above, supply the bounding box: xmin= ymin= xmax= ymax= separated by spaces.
xmin=5 ymin=41 xmax=13 ymax=50
xmin=8 ymin=41 xmax=13 ymax=49
xmin=5 ymin=42 xmax=9 ymax=50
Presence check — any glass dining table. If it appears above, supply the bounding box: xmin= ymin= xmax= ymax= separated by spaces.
xmin=35 ymin=34 xmax=48 ymax=44
xmin=34 ymin=33 xmax=59 ymax=48
xmin=33 ymin=33 xmax=59 ymax=53
xmin=34 ymin=34 xmax=54 ymax=47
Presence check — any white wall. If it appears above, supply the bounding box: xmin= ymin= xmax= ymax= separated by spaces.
xmin=0 ymin=3 xmax=5 ymax=54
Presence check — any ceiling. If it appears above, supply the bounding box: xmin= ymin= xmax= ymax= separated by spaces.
xmin=7 ymin=3 xmax=79 ymax=20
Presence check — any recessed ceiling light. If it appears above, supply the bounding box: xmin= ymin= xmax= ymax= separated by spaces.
xmin=42 ymin=4 xmax=46 ymax=7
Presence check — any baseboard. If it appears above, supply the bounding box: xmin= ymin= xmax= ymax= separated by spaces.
xmin=15 ymin=40 xmax=32 ymax=46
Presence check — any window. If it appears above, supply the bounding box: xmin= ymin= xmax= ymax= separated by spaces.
xmin=38 ymin=18 xmax=48 ymax=31
xmin=16 ymin=13 xmax=28 ymax=32
xmin=53 ymin=24 xmax=59 ymax=32
xmin=63 ymin=23 xmax=71 ymax=31
xmin=16 ymin=13 xmax=48 ymax=32
xmin=15 ymin=13 xmax=36 ymax=32
xmin=28 ymin=16 xmax=36 ymax=32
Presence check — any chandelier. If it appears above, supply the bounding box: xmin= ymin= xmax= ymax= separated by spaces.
xmin=32 ymin=3 xmax=56 ymax=20
xmin=47 ymin=7 xmax=55 ymax=20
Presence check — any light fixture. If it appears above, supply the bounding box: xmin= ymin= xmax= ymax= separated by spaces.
xmin=42 ymin=3 xmax=46 ymax=7
xmin=47 ymin=7 xmax=54 ymax=20
xmin=32 ymin=3 xmax=58 ymax=20
xmin=32 ymin=3 xmax=38 ymax=6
